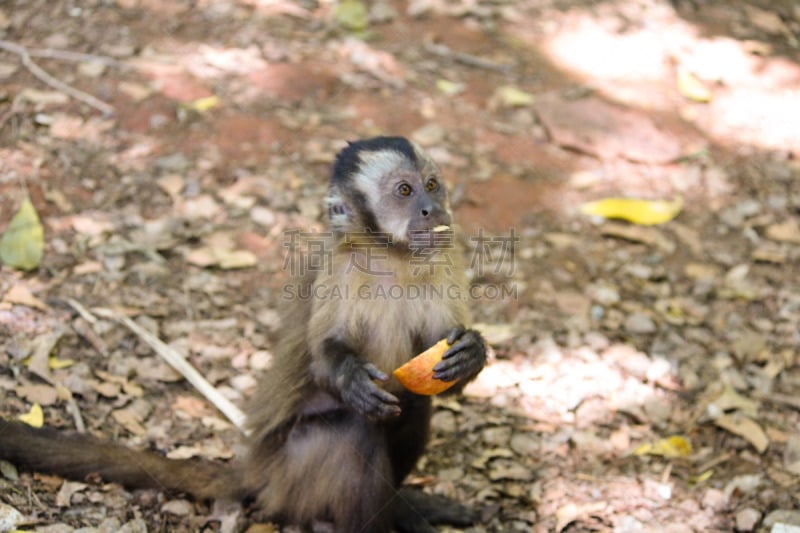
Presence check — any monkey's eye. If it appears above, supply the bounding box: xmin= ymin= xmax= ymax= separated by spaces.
xmin=396 ymin=183 xmax=413 ymax=196
xmin=424 ymin=178 xmax=440 ymax=192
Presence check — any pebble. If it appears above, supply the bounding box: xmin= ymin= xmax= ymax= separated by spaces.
xmin=431 ymin=410 xmax=457 ymax=433
xmin=625 ymin=313 xmax=658 ymax=334
xmin=161 ymin=499 xmax=194 ymax=516
xmin=0 ymin=503 xmax=23 ymax=532
xmin=482 ymin=426 xmax=512 ymax=446
xmin=735 ymin=508 xmax=762 ymax=532
xmin=510 ymin=432 xmax=539 ymax=455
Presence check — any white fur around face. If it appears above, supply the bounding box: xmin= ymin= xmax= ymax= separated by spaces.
xmin=381 ymin=215 xmax=410 ymax=243
xmin=353 ymin=150 xmax=410 ymax=208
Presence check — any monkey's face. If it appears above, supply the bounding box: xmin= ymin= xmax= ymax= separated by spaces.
xmin=327 ymin=137 xmax=453 ymax=245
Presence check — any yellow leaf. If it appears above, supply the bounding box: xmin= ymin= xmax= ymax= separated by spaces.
xmin=633 ymin=435 xmax=692 ymax=458
xmin=579 ymin=197 xmax=683 ymax=226
xmin=335 ymin=0 xmax=369 ymax=32
xmin=0 ymin=198 xmax=45 ymax=271
xmin=182 ymin=95 xmax=220 ymax=113
xmin=48 ymin=356 xmax=76 ymax=370
xmin=677 ymin=67 xmax=712 ymax=103
xmin=436 ymin=79 xmax=465 ymax=96
xmin=689 ymin=469 xmax=714 ymax=485
xmin=494 ymin=85 xmax=535 ymax=107
xmin=18 ymin=403 xmax=44 ymax=428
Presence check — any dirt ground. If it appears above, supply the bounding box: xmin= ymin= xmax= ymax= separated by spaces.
xmin=1 ymin=0 xmax=799 ymax=531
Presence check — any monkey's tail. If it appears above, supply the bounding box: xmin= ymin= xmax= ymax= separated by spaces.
xmin=0 ymin=420 xmax=246 ymax=501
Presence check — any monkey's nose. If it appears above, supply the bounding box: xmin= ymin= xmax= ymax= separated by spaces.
xmin=421 ymin=208 xmax=430 ymax=217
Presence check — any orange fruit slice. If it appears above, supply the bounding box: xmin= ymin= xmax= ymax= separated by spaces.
xmin=393 ymin=338 xmax=456 ymax=395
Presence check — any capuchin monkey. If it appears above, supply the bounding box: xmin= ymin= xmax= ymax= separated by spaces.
xmin=0 ymin=137 xmax=487 ymax=533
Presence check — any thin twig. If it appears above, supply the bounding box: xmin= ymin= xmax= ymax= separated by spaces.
xmin=64 ymin=393 xmax=87 ymax=434
xmin=424 ymin=41 xmax=512 ymax=74
xmin=25 ymin=47 xmax=126 ymax=69
xmin=0 ymin=39 xmax=114 ymax=115
xmin=92 ymin=307 xmax=249 ymax=432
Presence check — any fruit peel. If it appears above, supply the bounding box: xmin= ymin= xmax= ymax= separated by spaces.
xmin=394 ymin=338 xmax=456 ymax=395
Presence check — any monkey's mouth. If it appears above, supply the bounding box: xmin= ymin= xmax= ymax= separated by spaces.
xmin=407 ymin=224 xmax=454 ymax=248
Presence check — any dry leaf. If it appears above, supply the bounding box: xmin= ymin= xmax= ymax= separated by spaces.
xmin=714 ymin=414 xmax=769 ymax=453
xmin=555 ymin=501 xmax=607 ymax=532
xmin=3 ymin=284 xmax=48 ymax=310
xmin=18 ymin=403 xmax=44 ymax=427
xmin=15 ymin=384 xmax=58 ymax=406
xmin=766 ymin=219 xmax=800 ymax=244
xmin=25 ymin=331 xmax=65 ymax=384
xmin=0 ymin=198 xmax=44 ymax=271
xmin=217 ymin=249 xmax=257 ymax=270
xmin=580 ymin=197 xmax=683 ymax=226
xmin=56 ymin=481 xmax=88 ymax=507
xmin=708 ymin=384 xmax=759 ymax=418
xmin=111 ymin=407 xmax=147 ymax=435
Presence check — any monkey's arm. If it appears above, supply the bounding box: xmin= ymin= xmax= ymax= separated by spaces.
xmin=432 ymin=326 xmax=487 ymax=385
xmin=312 ymin=338 xmax=401 ymax=419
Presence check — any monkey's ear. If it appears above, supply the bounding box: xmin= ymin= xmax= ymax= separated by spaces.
xmin=325 ymin=190 xmax=351 ymax=228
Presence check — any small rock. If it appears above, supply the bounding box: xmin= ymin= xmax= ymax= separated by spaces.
xmin=249 ymin=350 xmax=273 ymax=371
xmin=510 ymin=432 xmax=538 ymax=455
xmin=118 ymin=519 xmax=148 ymax=533
xmin=156 ymin=152 xmax=189 ymax=173
xmin=431 ymin=410 xmax=457 ymax=433
xmin=437 ymin=466 xmax=464 ymax=482
xmin=735 ymin=508 xmax=761 ymax=532
xmin=488 ymin=461 xmax=532 ymax=481
xmin=587 ymin=283 xmax=620 ymax=305
xmin=250 ymin=206 xmax=277 ymax=227
xmin=370 ymin=1 xmax=397 ymax=22
xmin=482 ymin=426 xmax=511 ymax=446
xmin=0 ymin=503 xmax=23 ymax=531
xmin=766 ymin=511 xmax=800 ymax=526
xmin=35 ymin=525 xmax=74 ymax=533
xmin=625 ymin=313 xmax=657 ymax=334
xmin=766 ymin=219 xmax=800 ymax=244
xmin=161 ymin=499 xmax=195 ymax=516
xmin=78 ymin=61 xmax=106 ymax=78
xmin=0 ymin=61 xmax=18 ymax=78
xmin=230 ymin=374 xmax=257 ymax=393
xmin=411 ymin=123 xmax=446 ymax=146
xmin=701 ymin=488 xmax=728 ymax=511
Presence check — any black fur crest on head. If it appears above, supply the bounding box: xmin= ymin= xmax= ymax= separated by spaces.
xmin=330 ymin=136 xmax=418 ymax=185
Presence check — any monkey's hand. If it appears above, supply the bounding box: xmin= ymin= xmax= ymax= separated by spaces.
xmin=338 ymin=359 xmax=401 ymax=420
xmin=433 ymin=326 xmax=487 ymax=383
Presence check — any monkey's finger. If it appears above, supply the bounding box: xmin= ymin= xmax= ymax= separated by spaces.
xmin=446 ymin=325 xmax=466 ymax=345
xmin=364 ymin=363 xmax=389 ymax=382
xmin=368 ymin=384 xmax=400 ymax=406
xmin=360 ymin=387 xmax=401 ymax=418
xmin=441 ymin=335 xmax=477 ymax=360
xmin=433 ymin=347 xmax=484 ymax=381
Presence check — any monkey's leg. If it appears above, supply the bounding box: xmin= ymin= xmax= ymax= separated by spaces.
xmin=385 ymin=396 xmax=476 ymax=532
xmin=392 ymin=488 xmax=476 ymax=532
xmin=252 ymin=413 xmax=395 ymax=532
